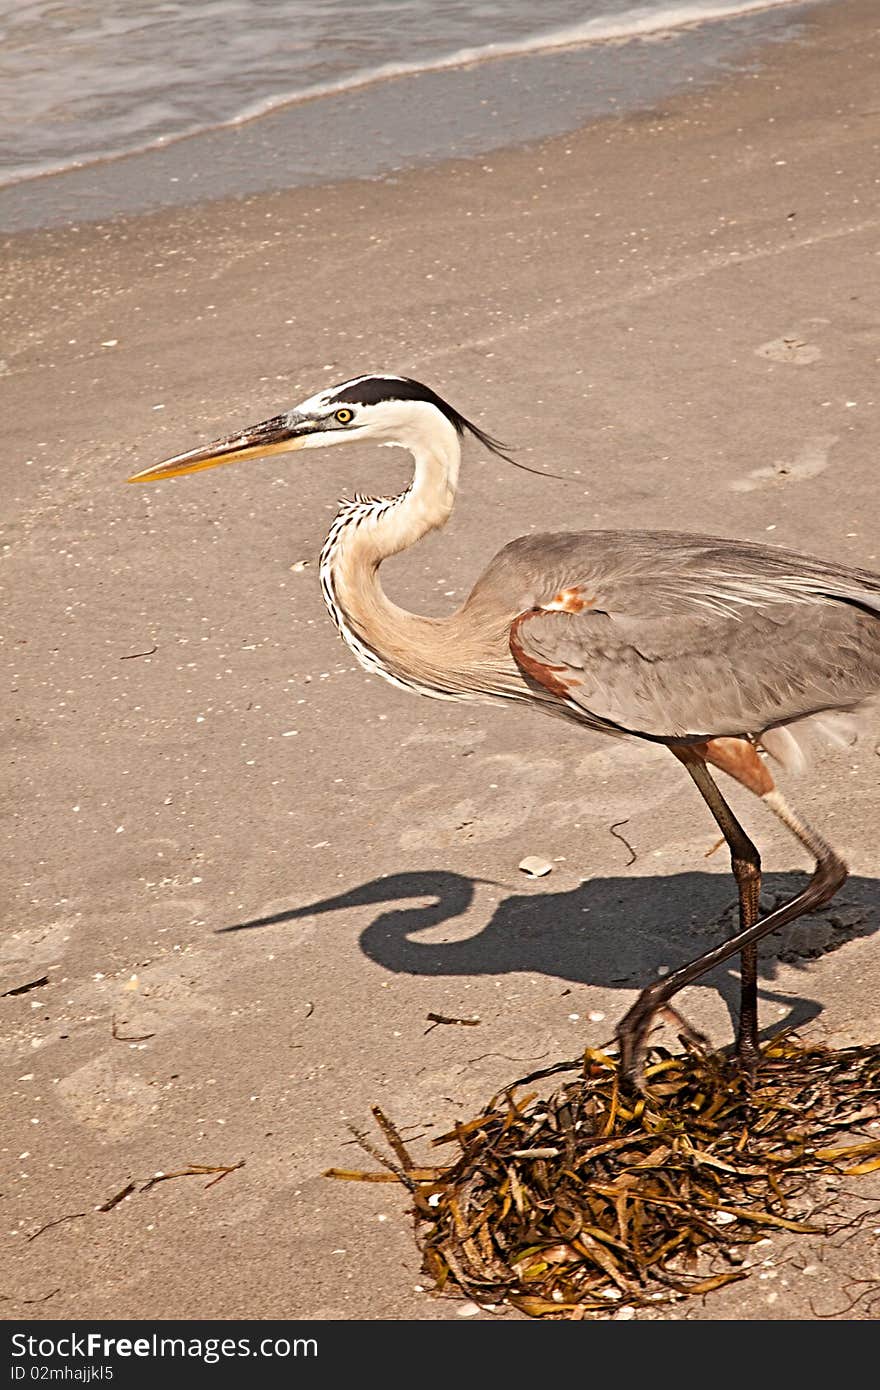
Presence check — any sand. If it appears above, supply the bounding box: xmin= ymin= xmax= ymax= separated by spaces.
xmin=2 ymin=0 xmax=878 ymax=1322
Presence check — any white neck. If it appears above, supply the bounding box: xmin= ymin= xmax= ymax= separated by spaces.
xmin=318 ymin=416 xmax=503 ymax=699
xmin=356 ymin=413 xmax=462 ymax=560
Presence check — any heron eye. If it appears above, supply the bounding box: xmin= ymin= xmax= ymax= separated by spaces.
xmin=334 ymin=408 xmax=353 ymax=424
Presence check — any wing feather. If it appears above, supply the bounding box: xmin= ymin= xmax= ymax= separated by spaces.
xmin=497 ymin=532 xmax=880 ymax=741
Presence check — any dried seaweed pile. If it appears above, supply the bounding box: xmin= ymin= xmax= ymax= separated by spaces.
xmin=328 ymin=1036 xmax=880 ymax=1317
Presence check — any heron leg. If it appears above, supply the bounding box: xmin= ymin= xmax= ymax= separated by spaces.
xmin=680 ymin=753 xmax=763 ymax=1072
xmin=617 ymin=744 xmax=847 ymax=1090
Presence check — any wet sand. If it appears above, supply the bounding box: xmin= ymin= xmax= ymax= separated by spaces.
xmin=2 ymin=0 xmax=879 ymax=1321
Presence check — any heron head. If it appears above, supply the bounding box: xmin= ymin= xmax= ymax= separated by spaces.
xmin=127 ymin=373 xmax=512 ymax=484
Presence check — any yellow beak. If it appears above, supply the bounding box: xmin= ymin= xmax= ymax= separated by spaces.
xmin=127 ymin=412 xmax=310 ymax=483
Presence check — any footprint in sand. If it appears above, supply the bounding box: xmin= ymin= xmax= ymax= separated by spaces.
xmin=57 ymin=1054 xmax=156 ymax=1140
xmin=0 ymin=918 xmax=75 ymax=995
xmin=755 ymin=335 xmax=822 ymax=364
xmin=394 ymin=754 xmax=562 ymax=850
xmin=699 ymin=894 xmax=871 ymax=965
xmin=393 ymin=742 xmax=681 ymax=850
xmin=730 ymin=434 xmax=838 ymax=493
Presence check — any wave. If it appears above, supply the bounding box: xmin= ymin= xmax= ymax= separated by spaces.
xmin=0 ymin=0 xmax=806 ymax=190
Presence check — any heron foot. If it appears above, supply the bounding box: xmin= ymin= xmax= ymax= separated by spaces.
xmin=735 ymin=1028 xmax=760 ymax=1085
xmin=658 ymin=1004 xmax=711 ymax=1053
xmin=616 ymin=992 xmax=710 ymax=1094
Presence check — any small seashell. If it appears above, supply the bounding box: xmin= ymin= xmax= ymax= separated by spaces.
xmin=518 ymin=856 xmax=553 ymax=878
xmin=457 ymin=1301 xmax=482 ymax=1317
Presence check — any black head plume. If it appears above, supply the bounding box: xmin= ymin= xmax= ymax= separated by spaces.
xmin=327 ymin=374 xmax=566 ymax=479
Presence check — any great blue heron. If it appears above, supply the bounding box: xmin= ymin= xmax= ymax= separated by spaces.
xmin=129 ymin=374 xmax=880 ymax=1087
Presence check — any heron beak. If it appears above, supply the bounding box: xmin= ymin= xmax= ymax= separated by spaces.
xmin=126 ymin=413 xmax=312 ymax=483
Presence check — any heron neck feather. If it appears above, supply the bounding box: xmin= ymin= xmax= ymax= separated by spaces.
xmin=319 ymin=428 xmax=510 ymax=697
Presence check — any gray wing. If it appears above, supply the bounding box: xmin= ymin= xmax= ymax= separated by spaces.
xmin=498 ymin=531 xmax=880 ymax=741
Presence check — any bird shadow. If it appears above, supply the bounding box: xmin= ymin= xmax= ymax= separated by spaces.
xmin=220 ymin=869 xmax=879 ymax=1040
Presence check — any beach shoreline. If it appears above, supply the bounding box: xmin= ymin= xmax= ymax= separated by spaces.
xmin=0 ymin=0 xmax=818 ymax=234
xmin=3 ymin=0 xmax=879 ymax=1322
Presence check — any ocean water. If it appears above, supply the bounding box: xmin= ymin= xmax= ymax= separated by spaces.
xmin=0 ymin=0 xmax=816 ymax=230
xmin=0 ymin=0 xmax=811 ymax=185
